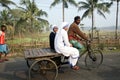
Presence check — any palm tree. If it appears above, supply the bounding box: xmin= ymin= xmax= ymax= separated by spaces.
xmin=19 ymin=0 xmax=48 ymax=32
xmin=0 ymin=9 xmax=15 ymax=39
xmin=50 ymin=0 xmax=78 ymax=22
xmin=111 ymin=0 xmax=120 ymax=39
xmin=10 ymin=9 xmax=29 ymax=34
xmin=0 ymin=9 xmax=12 ymax=25
xmin=0 ymin=0 xmax=16 ymax=9
xmin=78 ymin=0 xmax=112 ymax=40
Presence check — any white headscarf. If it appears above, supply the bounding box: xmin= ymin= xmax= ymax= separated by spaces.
xmin=61 ymin=22 xmax=69 ymax=29
xmin=52 ymin=25 xmax=58 ymax=29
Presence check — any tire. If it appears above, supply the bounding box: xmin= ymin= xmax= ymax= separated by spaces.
xmin=28 ymin=58 xmax=58 ymax=80
xmin=26 ymin=59 xmax=38 ymax=72
xmin=85 ymin=50 xmax=103 ymax=70
xmin=26 ymin=59 xmax=31 ymax=68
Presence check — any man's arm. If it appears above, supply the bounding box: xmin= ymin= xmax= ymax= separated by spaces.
xmin=73 ymin=25 xmax=88 ymax=40
xmin=0 ymin=31 xmax=2 ymax=36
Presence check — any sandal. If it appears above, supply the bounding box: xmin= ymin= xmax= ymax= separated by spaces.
xmin=72 ymin=66 xmax=80 ymax=70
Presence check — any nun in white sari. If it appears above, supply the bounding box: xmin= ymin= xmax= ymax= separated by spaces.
xmin=55 ymin=22 xmax=80 ymax=70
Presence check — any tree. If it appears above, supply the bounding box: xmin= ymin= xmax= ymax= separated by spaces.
xmin=0 ymin=0 xmax=16 ymax=9
xmin=78 ymin=0 xmax=112 ymax=40
xmin=19 ymin=0 xmax=49 ymax=32
xmin=10 ymin=9 xmax=28 ymax=34
xmin=0 ymin=9 xmax=15 ymax=39
xmin=50 ymin=0 xmax=78 ymax=22
xmin=111 ymin=0 xmax=120 ymax=39
xmin=0 ymin=9 xmax=12 ymax=25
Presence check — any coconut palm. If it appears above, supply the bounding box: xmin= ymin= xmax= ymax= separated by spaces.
xmin=111 ymin=0 xmax=120 ymax=39
xmin=50 ymin=0 xmax=78 ymax=22
xmin=78 ymin=0 xmax=112 ymax=40
xmin=0 ymin=9 xmax=15 ymax=39
xmin=0 ymin=9 xmax=13 ymax=25
xmin=0 ymin=0 xmax=16 ymax=9
xmin=19 ymin=0 xmax=49 ymax=32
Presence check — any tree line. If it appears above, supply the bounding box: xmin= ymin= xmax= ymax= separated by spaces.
xmin=0 ymin=0 xmax=119 ymax=39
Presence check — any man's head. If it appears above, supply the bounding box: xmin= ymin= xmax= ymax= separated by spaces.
xmin=1 ymin=25 xmax=7 ymax=32
xmin=52 ymin=25 xmax=58 ymax=33
xmin=74 ymin=16 xmax=80 ymax=25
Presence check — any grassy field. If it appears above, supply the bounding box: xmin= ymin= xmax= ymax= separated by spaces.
xmin=7 ymin=32 xmax=50 ymax=44
xmin=6 ymin=32 xmax=50 ymax=57
xmin=5 ymin=31 xmax=120 ymax=57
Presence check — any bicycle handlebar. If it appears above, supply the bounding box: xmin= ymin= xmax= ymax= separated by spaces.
xmin=86 ymin=40 xmax=91 ymax=44
xmin=79 ymin=39 xmax=91 ymax=46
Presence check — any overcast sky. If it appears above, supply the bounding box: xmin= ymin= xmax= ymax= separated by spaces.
xmin=1 ymin=0 xmax=120 ymax=29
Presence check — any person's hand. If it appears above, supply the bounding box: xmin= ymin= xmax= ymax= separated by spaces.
xmin=70 ymin=44 xmax=73 ymax=47
xmin=86 ymin=39 xmax=91 ymax=44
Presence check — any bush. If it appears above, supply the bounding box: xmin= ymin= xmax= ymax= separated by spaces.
xmin=98 ymin=43 xmax=104 ymax=50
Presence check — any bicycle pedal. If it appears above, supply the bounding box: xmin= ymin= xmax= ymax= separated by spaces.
xmin=92 ymin=57 xmax=97 ymax=61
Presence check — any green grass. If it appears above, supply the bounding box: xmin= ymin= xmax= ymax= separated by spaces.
xmin=7 ymin=38 xmax=32 ymax=44
xmin=102 ymin=49 xmax=120 ymax=54
xmin=7 ymin=32 xmax=50 ymax=45
xmin=5 ymin=32 xmax=120 ymax=57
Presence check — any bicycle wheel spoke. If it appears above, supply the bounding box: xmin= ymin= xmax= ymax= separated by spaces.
xmin=85 ymin=50 xmax=103 ymax=69
xmin=27 ymin=59 xmax=39 ymax=72
xmin=29 ymin=59 xmax=58 ymax=80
